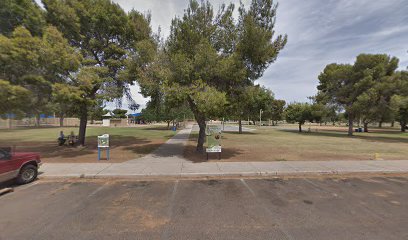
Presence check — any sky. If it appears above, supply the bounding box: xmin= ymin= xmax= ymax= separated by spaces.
xmin=36 ymin=0 xmax=408 ymax=111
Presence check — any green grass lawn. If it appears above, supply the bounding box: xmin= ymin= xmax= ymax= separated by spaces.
xmin=0 ymin=125 xmax=176 ymax=163
xmin=184 ymin=124 xmax=408 ymax=162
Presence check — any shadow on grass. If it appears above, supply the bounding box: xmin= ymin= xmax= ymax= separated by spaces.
xmin=143 ymin=127 xmax=174 ymax=131
xmin=278 ymin=129 xmax=408 ymax=144
xmin=183 ymin=134 xmax=245 ymax=163
xmin=0 ymin=125 xmax=70 ymax=132
xmin=183 ymin=145 xmax=244 ymax=163
xmin=122 ymin=143 xmax=165 ymax=155
xmin=223 ymin=131 xmax=257 ymax=135
xmin=0 ymin=135 xmax=159 ymax=160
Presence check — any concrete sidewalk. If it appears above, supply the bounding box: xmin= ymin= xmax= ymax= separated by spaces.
xmin=40 ymin=160 xmax=408 ymax=179
xmin=39 ymin=124 xmax=408 ymax=179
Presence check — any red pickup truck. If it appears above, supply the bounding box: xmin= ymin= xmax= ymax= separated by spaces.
xmin=0 ymin=148 xmax=41 ymax=184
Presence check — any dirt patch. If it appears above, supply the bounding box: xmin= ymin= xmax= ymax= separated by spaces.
xmin=9 ymin=139 xmax=166 ymax=163
xmin=2 ymin=138 xmax=166 ymax=163
xmin=0 ymin=126 xmax=176 ymax=163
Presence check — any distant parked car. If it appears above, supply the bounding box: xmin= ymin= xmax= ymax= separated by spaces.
xmin=0 ymin=148 xmax=41 ymax=184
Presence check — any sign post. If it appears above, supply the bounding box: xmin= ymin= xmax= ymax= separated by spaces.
xmin=206 ymin=125 xmax=222 ymax=160
xmin=97 ymin=134 xmax=110 ymax=160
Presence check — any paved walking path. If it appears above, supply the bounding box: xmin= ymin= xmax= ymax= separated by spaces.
xmin=40 ymin=125 xmax=408 ymax=179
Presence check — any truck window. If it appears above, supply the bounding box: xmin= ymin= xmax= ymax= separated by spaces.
xmin=0 ymin=151 xmax=6 ymax=160
xmin=0 ymin=148 xmax=11 ymax=160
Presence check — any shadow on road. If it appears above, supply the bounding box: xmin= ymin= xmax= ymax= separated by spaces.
xmin=278 ymin=129 xmax=408 ymax=144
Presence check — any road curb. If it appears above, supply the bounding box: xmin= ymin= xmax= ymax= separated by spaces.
xmin=39 ymin=170 xmax=408 ymax=180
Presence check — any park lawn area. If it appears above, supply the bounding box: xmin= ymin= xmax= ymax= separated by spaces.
xmin=184 ymin=124 xmax=408 ymax=162
xmin=0 ymin=126 xmax=176 ymax=163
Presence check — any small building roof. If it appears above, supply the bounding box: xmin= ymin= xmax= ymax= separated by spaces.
xmin=129 ymin=113 xmax=142 ymax=117
xmin=102 ymin=112 xmax=112 ymax=118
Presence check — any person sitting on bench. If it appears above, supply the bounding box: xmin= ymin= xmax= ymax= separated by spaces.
xmin=68 ymin=131 xmax=77 ymax=146
xmin=58 ymin=131 xmax=66 ymax=146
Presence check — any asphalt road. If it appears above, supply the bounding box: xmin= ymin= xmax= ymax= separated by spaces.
xmin=1 ymin=177 xmax=407 ymax=240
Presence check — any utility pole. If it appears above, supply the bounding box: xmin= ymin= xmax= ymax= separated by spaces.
xmin=259 ymin=109 xmax=263 ymax=127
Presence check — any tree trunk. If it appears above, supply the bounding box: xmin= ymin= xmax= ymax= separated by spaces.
xmin=36 ymin=114 xmax=41 ymax=127
xmin=391 ymin=121 xmax=395 ymax=127
xmin=186 ymin=97 xmax=207 ymax=153
xmin=363 ymin=122 xmax=368 ymax=132
xmin=239 ymin=118 xmax=243 ymax=134
xmin=59 ymin=116 xmax=64 ymax=127
xmin=78 ymin=105 xmax=88 ymax=146
xmin=298 ymin=123 xmax=302 ymax=132
xmin=7 ymin=118 xmax=12 ymax=129
xmin=401 ymin=121 xmax=407 ymax=132
xmin=348 ymin=116 xmax=353 ymax=136
xmin=196 ymin=117 xmax=206 ymax=153
xmin=378 ymin=121 xmax=382 ymax=128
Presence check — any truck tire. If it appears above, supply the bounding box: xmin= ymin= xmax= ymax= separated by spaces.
xmin=16 ymin=164 xmax=38 ymax=184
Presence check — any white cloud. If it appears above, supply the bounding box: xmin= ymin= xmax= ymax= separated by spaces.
xmin=35 ymin=0 xmax=408 ymax=105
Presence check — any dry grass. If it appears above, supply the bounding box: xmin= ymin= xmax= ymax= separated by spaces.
xmin=0 ymin=125 xmax=176 ymax=163
xmin=184 ymin=124 xmax=408 ymax=162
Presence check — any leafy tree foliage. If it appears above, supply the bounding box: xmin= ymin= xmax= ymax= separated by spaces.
xmin=270 ymin=99 xmax=286 ymax=125
xmin=0 ymin=26 xmax=81 ymax=124
xmin=285 ymin=103 xmax=311 ymax=132
xmin=142 ymin=100 xmax=193 ymax=128
xmin=112 ymin=109 xmax=128 ymax=119
xmin=391 ymin=71 xmax=408 ymax=132
xmin=317 ymin=54 xmax=399 ymax=135
xmin=0 ymin=80 xmax=31 ymax=115
xmin=88 ymin=103 xmax=109 ymax=123
xmin=146 ymin=0 xmax=287 ymax=152
xmin=43 ymin=0 xmax=155 ymax=145
xmin=0 ymin=0 xmax=46 ymax=36
xmin=228 ymin=85 xmax=275 ymax=132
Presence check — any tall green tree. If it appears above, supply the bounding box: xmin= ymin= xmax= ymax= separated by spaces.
xmin=228 ymin=85 xmax=275 ymax=133
xmin=43 ymin=0 xmax=155 ymax=145
xmin=353 ymin=54 xmax=399 ymax=132
xmin=317 ymin=63 xmax=354 ymax=135
xmin=245 ymin=85 xmax=275 ymax=126
xmin=0 ymin=80 xmax=31 ymax=115
xmin=0 ymin=26 xmax=81 ymax=124
xmin=270 ymin=99 xmax=286 ymax=125
xmin=317 ymin=54 xmax=399 ymax=136
xmin=310 ymin=103 xmax=328 ymax=124
xmin=150 ymin=0 xmax=286 ymax=152
xmin=285 ymin=102 xmax=312 ymax=132
xmin=391 ymin=71 xmax=408 ymax=132
xmin=112 ymin=109 xmax=128 ymax=119
xmin=0 ymin=0 xmax=45 ymax=36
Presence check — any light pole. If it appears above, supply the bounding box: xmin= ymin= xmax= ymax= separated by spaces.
xmin=259 ymin=109 xmax=263 ymax=127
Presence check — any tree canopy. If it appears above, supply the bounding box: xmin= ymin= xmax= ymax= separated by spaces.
xmin=391 ymin=71 xmax=408 ymax=132
xmin=139 ymin=0 xmax=287 ymax=152
xmin=317 ymin=54 xmax=399 ymax=135
xmin=43 ymin=0 xmax=156 ymax=145
xmin=0 ymin=0 xmax=46 ymax=36
xmin=0 ymin=26 xmax=81 ymax=124
xmin=285 ymin=102 xmax=312 ymax=132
